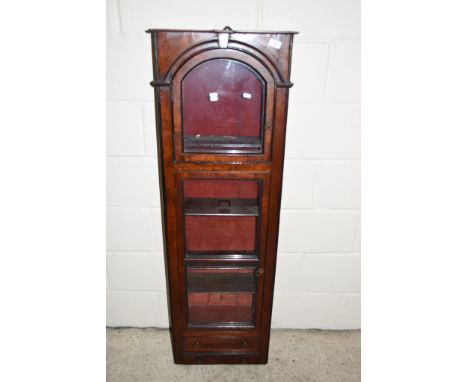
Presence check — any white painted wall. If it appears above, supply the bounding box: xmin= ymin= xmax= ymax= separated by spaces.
xmin=106 ymin=0 xmax=360 ymax=329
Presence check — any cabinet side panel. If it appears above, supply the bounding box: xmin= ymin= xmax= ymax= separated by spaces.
xmin=151 ymin=33 xmax=181 ymax=361
xmin=153 ymin=63 xmax=185 ymax=361
xmin=259 ymin=88 xmax=290 ymax=362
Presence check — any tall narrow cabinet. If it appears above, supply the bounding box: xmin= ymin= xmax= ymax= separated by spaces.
xmin=147 ymin=27 xmax=297 ymax=364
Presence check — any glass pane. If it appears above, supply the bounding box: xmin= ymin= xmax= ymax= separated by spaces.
xmin=187 ymin=268 xmax=255 ymax=325
xmin=184 ymin=179 xmax=259 ymax=257
xmin=183 ymin=179 xmax=260 ymax=326
xmin=182 ymin=59 xmax=264 ymax=154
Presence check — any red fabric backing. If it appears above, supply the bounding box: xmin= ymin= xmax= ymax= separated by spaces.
xmin=184 ymin=179 xmax=258 ymax=198
xmin=185 ymin=216 xmax=256 ymax=251
xmin=182 ymin=59 xmax=263 ymax=137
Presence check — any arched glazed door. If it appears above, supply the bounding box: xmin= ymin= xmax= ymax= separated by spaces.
xmin=172 ymin=49 xmax=276 ymax=163
xmin=182 ymin=59 xmax=265 ymax=154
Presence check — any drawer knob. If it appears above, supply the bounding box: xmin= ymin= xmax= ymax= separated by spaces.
xmin=195 ymin=341 xmax=201 ymax=347
xmin=196 ymin=358 xmax=203 ymax=364
xmin=241 ymin=341 xmax=249 ymax=347
xmin=242 ymin=357 xmax=248 ymax=363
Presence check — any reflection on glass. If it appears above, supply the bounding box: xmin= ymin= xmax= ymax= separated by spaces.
xmin=187 ymin=268 xmax=255 ymax=325
xmin=184 ymin=179 xmax=259 ymax=257
xmin=183 ymin=179 xmax=260 ymax=326
xmin=182 ymin=59 xmax=264 ymax=154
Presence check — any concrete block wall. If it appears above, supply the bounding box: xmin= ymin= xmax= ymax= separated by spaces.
xmin=107 ymin=0 xmax=360 ymax=329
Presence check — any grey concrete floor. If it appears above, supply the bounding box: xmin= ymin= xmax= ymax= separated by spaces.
xmin=107 ymin=328 xmax=360 ymax=382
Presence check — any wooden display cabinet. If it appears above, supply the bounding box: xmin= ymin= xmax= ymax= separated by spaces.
xmin=147 ymin=26 xmax=297 ymax=364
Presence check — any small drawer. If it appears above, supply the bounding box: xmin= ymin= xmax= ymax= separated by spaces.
xmin=182 ymin=352 xmax=261 ymax=364
xmin=183 ymin=337 xmax=259 ymax=352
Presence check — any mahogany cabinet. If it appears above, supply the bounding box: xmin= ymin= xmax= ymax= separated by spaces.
xmin=147 ymin=27 xmax=297 ymax=364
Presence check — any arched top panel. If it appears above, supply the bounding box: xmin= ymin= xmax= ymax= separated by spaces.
xmin=182 ymin=59 xmax=264 ymax=151
xmin=165 ymin=39 xmax=286 ymax=85
xmin=172 ymin=49 xmax=276 ymax=89
xmin=171 ymin=49 xmax=277 ymax=161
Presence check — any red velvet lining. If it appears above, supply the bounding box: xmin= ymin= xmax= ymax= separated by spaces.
xmin=184 ymin=179 xmax=258 ymax=199
xmin=185 ymin=216 xmax=256 ymax=251
xmin=182 ymin=59 xmax=263 ymax=137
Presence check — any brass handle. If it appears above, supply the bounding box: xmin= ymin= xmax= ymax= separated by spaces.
xmin=241 ymin=341 xmax=249 ymax=347
xmin=255 ymin=268 xmax=264 ymax=276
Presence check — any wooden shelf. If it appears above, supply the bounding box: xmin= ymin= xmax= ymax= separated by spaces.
xmin=187 ymin=270 xmax=255 ymax=293
xmin=185 ymin=252 xmax=259 ymax=269
xmin=186 ymin=251 xmax=258 ymax=260
xmin=184 ymin=135 xmax=261 ymax=153
xmin=185 ymin=198 xmax=258 ymax=216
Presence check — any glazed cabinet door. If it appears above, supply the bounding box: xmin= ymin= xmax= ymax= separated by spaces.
xmin=182 ymin=59 xmax=264 ymax=155
xmin=174 ymin=172 xmax=271 ymax=331
xmin=172 ymin=50 xmax=276 ymax=163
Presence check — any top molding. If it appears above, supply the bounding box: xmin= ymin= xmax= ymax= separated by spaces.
xmin=145 ymin=28 xmax=299 ymax=35
xmin=148 ymin=26 xmax=297 ymax=87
